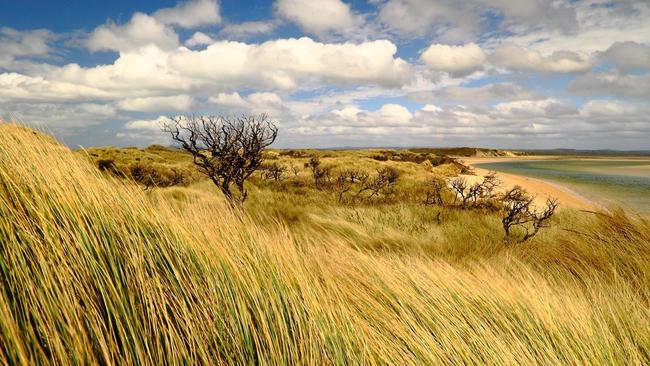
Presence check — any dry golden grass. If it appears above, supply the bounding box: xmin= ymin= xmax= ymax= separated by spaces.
xmin=1 ymin=124 xmax=648 ymax=365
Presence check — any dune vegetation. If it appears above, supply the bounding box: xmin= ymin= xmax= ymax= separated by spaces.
xmin=1 ymin=124 xmax=649 ymax=365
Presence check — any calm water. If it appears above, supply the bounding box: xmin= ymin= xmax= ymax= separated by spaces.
xmin=476 ymin=159 xmax=650 ymax=213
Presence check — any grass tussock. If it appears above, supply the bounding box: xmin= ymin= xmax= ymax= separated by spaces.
xmin=1 ymin=124 xmax=649 ymax=365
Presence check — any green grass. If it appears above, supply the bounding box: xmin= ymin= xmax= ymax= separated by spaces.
xmin=1 ymin=124 xmax=649 ymax=365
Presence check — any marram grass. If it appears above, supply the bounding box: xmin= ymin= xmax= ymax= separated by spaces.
xmin=0 ymin=124 xmax=648 ymax=365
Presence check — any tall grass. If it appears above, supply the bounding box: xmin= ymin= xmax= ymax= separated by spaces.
xmin=0 ymin=124 xmax=648 ymax=365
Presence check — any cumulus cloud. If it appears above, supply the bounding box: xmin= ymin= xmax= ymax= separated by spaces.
xmin=377 ymin=0 xmax=578 ymax=41
xmin=409 ymin=82 xmax=540 ymax=104
xmin=484 ymin=0 xmax=577 ymax=34
xmin=567 ymin=72 xmax=650 ymax=99
xmin=209 ymin=92 xmax=283 ymax=112
xmin=275 ymin=0 xmax=360 ymax=36
xmin=493 ymin=99 xmax=577 ymax=118
xmin=491 ymin=46 xmax=591 ymax=73
xmin=123 ymin=116 xmax=169 ymax=132
xmin=116 ymin=95 xmax=194 ymax=112
xmin=377 ymin=0 xmax=478 ymax=40
xmin=599 ymin=41 xmax=650 ymax=72
xmin=1 ymin=102 xmax=116 ymax=129
xmin=219 ymin=21 xmax=280 ymax=40
xmin=420 ymin=43 xmax=486 ymax=77
xmin=185 ymin=32 xmax=215 ymax=47
xmin=86 ymin=13 xmax=179 ymax=52
xmin=0 ymin=37 xmax=411 ymax=105
xmin=153 ymin=0 xmax=221 ymax=28
xmin=0 ymin=27 xmax=54 ymax=68
xmin=167 ymin=37 xmax=411 ymax=89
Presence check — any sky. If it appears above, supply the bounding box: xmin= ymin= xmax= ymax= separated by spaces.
xmin=0 ymin=0 xmax=649 ymax=149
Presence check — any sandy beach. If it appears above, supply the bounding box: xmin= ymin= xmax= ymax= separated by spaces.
xmin=458 ymin=157 xmax=595 ymax=210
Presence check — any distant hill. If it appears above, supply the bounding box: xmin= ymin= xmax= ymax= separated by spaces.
xmin=408 ymin=147 xmax=518 ymax=157
xmin=517 ymin=149 xmax=650 ymax=157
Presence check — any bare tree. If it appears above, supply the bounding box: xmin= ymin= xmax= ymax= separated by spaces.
xmin=339 ymin=169 xmax=368 ymax=184
xmin=163 ymin=114 xmax=278 ymax=207
xmin=358 ymin=167 xmax=400 ymax=199
xmin=501 ymin=186 xmax=558 ymax=243
xmin=449 ymin=177 xmax=470 ymax=207
xmin=260 ymin=162 xmax=287 ymax=181
xmin=449 ymin=172 xmax=501 ymax=208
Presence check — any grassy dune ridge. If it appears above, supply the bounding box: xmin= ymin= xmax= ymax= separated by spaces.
xmin=0 ymin=125 xmax=649 ymax=364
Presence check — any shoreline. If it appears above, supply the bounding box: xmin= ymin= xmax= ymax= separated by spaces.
xmin=457 ymin=157 xmax=596 ymax=210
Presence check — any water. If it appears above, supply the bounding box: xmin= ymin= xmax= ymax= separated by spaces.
xmin=475 ymin=159 xmax=650 ymax=214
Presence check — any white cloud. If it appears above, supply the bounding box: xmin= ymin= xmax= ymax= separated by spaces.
xmin=567 ymin=72 xmax=650 ymax=99
xmin=484 ymin=0 xmax=577 ymax=34
xmin=599 ymin=41 xmax=650 ymax=72
xmin=185 ymin=32 xmax=215 ymax=47
xmin=409 ymin=82 xmax=539 ymax=104
xmin=580 ymin=100 xmax=641 ymax=117
xmin=124 ymin=116 xmax=169 ymax=131
xmin=220 ymin=21 xmax=279 ymax=40
xmin=377 ymin=0 xmax=478 ymax=40
xmin=86 ymin=13 xmax=179 ymax=52
xmin=116 ymin=95 xmax=194 ymax=112
xmin=0 ymin=102 xmax=116 ymax=129
xmin=421 ymin=43 xmax=486 ymax=77
xmin=377 ymin=0 xmax=578 ymax=41
xmin=168 ymin=37 xmax=411 ymax=89
xmin=0 ymin=37 xmax=411 ymax=106
xmin=488 ymin=1 xmax=650 ymax=56
xmin=490 ymin=46 xmax=591 ymax=73
xmin=493 ymin=99 xmax=577 ymax=118
xmin=209 ymin=92 xmax=248 ymax=108
xmin=0 ymin=72 xmax=110 ymax=102
xmin=377 ymin=104 xmax=413 ymax=124
xmin=0 ymin=27 xmax=54 ymax=69
xmin=153 ymin=0 xmax=221 ymax=28
xmin=275 ymin=0 xmax=360 ymax=36
xmin=209 ymin=92 xmax=283 ymax=112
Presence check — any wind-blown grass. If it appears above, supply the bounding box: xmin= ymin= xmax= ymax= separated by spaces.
xmin=0 ymin=124 xmax=648 ymax=365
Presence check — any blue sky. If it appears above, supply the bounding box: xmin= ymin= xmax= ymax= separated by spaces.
xmin=0 ymin=0 xmax=649 ymax=149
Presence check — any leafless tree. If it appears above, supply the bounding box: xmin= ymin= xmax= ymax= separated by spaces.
xmin=450 ymin=172 xmax=501 ymax=208
xmin=290 ymin=165 xmax=300 ymax=177
xmin=339 ymin=169 xmax=369 ymax=184
xmin=162 ymin=114 xmax=278 ymax=207
xmin=449 ymin=177 xmax=470 ymax=207
xmin=501 ymin=186 xmax=558 ymax=243
xmin=358 ymin=167 xmax=400 ymax=199
xmin=260 ymin=162 xmax=287 ymax=181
